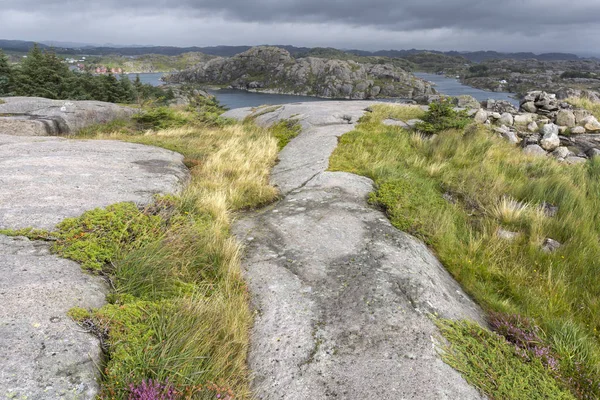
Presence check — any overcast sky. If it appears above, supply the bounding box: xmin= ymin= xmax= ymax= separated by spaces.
xmin=0 ymin=0 xmax=597 ymax=54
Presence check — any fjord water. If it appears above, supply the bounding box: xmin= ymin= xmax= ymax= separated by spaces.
xmin=135 ymin=72 xmax=519 ymax=108
xmin=414 ymin=72 xmax=519 ymax=106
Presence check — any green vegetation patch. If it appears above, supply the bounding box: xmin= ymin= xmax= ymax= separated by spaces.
xmin=414 ymin=99 xmax=472 ymax=134
xmin=330 ymin=106 xmax=600 ymax=398
xmin=437 ymin=319 xmax=575 ymax=400
xmin=269 ymin=118 xmax=302 ymax=149
xmin=365 ymin=103 xmax=426 ymax=122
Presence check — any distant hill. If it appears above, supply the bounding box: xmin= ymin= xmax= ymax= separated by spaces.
xmin=0 ymin=39 xmax=583 ymax=61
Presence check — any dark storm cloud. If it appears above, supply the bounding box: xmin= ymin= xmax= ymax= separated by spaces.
xmin=0 ymin=0 xmax=598 ymax=53
xmin=4 ymin=0 xmax=599 ymax=32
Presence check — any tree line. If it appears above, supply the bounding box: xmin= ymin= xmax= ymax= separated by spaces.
xmin=0 ymin=44 xmax=173 ymax=104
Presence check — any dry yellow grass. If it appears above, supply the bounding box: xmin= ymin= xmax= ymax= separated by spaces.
xmin=76 ymin=121 xmax=281 ymax=398
xmin=566 ymin=97 xmax=600 ymax=119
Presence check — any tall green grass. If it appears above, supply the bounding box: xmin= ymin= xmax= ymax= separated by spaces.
xmin=330 ymin=105 xmax=600 ymax=398
xmin=60 ymin=122 xmax=284 ymax=399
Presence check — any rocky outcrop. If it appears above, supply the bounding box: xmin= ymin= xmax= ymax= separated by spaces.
xmin=474 ymin=91 xmax=600 ymax=161
xmin=0 ymin=97 xmax=136 ymax=136
xmin=224 ymin=102 xmax=484 ymax=399
xmin=166 ymin=46 xmax=435 ymax=100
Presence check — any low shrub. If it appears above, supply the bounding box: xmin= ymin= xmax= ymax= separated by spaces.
xmin=415 ymin=99 xmax=472 ymax=134
xmin=133 ymin=107 xmax=189 ymax=130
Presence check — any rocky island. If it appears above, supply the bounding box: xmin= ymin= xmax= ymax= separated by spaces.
xmin=166 ymin=46 xmax=435 ymax=100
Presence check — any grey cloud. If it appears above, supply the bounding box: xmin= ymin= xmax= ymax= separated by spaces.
xmin=0 ymin=0 xmax=598 ymax=53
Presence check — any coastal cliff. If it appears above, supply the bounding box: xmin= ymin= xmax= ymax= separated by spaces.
xmin=165 ymin=46 xmax=435 ymax=100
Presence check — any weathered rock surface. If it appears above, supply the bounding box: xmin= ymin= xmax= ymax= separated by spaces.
xmin=0 ymin=134 xmax=189 ymax=399
xmin=0 ymin=136 xmax=189 ymax=229
xmin=0 ymin=236 xmax=107 ymax=400
xmin=0 ymin=97 xmax=136 ymax=136
xmin=226 ymin=102 xmax=485 ymax=399
xmin=167 ymin=46 xmax=435 ymax=100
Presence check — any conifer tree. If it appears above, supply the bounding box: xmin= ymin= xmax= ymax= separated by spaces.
xmin=0 ymin=50 xmax=13 ymax=96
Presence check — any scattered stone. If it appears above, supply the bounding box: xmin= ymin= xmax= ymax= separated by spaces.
xmin=521 ymin=101 xmax=537 ymax=113
xmin=474 ymin=109 xmax=488 ymax=124
xmin=497 ymin=228 xmax=521 ymax=241
xmin=581 ymin=116 xmax=600 ymax=132
xmin=542 ymin=238 xmax=562 ymax=253
xmin=540 ymin=124 xmax=560 ymax=151
xmin=574 ymin=109 xmax=591 ymax=124
xmin=514 ymin=113 xmax=536 ymax=125
xmin=556 ymin=110 xmax=576 ymax=127
xmin=499 ymin=113 xmax=514 ymax=126
xmin=494 ymin=126 xmax=518 ymax=144
xmin=484 ymin=99 xmax=518 ymax=114
xmin=586 ymin=148 xmax=600 ymax=158
xmin=552 ymin=146 xmax=571 ymax=159
xmin=523 ymin=144 xmax=547 ymax=156
xmin=455 ymin=95 xmax=480 ymax=109
xmin=522 ymin=134 xmax=540 ymax=146
xmin=406 ymin=119 xmax=423 ymax=128
xmin=565 ymin=156 xmax=587 ymax=165
xmin=527 ymin=121 xmax=539 ymax=132
xmin=542 ymin=202 xmax=559 ymax=217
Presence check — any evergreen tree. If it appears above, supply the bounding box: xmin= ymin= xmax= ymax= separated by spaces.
xmin=0 ymin=50 xmax=13 ymax=96
xmin=13 ymin=44 xmax=70 ymax=99
xmin=119 ymin=73 xmax=135 ymax=103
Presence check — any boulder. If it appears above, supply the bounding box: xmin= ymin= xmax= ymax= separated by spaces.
xmin=527 ymin=121 xmax=539 ymax=132
xmin=566 ymin=156 xmax=587 ymax=165
xmin=484 ymin=99 xmax=518 ymax=114
xmin=0 ymin=97 xmax=136 ymax=136
xmin=499 ymin=113 xmax=514 ymax=126
xmin=574 ymin=109 xmax=591 ymax=123
xmin=520 ymin=101 xmax=537 ymax=113
xmin=522 ymin=134 xmax=540 ymax=146
xmin=556 ymin=110 xmax=576 ymax=128
xmin=523 ymin=144 xmax=547 ymax=156
xmin=581 ymin=116 xmax=600 ymax=132
xmin=571 ymin=126 xmax=586 ymax=135
xmin=540 ymin=124 xmax=561 ymax=151
xmin=490 ymin=112 xmax=502 ymax=120
xmin=552 ymin=146 xmax=570 ymax=159
xmin=473 ymin=109 xmax=488 ymax=124
xmin=455 ymin=95 xmax=480 ymax=109
xmin=514 ymin=113 xmax=536 ymax=125
xmin=494 ymin=125 xmax=518 ymax=144
xmin=586 ymin=148 xmax=600 ymax=158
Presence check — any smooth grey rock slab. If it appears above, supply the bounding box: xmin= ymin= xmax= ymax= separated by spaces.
xmin=0 ymin=97 xmax=136 ymax=136
xmin=231 ymin=102 xmax=485 ymax=399
xmin=0 ymin=135 xmax=189 ymax=399
xmin=0 ymin=235 xmax=107 ymax=399
xmin=0 ymin=135 xmax=189 ymax=230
